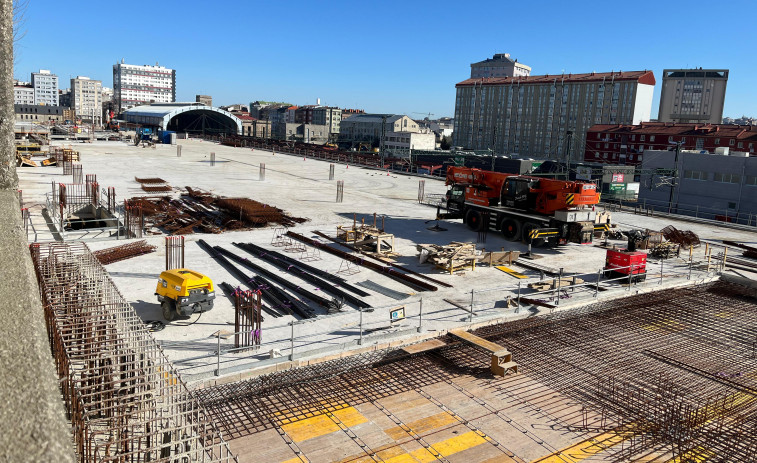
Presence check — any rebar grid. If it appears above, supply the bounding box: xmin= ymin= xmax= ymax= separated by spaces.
xmin=471 ymin=281 xmax=757 ymax=462
xmin=93 ymin=241 xmax=157 ymax=266
xmin=30 ymin=242 xmax=237 ymax=463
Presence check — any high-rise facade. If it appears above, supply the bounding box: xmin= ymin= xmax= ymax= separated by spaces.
xmin=658 ymin=69 xmax=728 ymax=124
xmin=454 ymin=70 xmax=656 ymax=160
xmin=470 ymin=53 xmax=531 ymax=79
xmin=31 ymin=70 xmax=59 ymax=105
xmin=71 ymin=76 xmax=102 ymax=122
xmin=113 ymin=62 xmax=176 ymax=112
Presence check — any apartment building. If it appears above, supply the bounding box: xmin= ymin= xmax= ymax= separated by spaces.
xmin=71 ymin=76 xmax=102 ymax=122
xmin=14 ymin=104 xmax=65 ymax=124
xmin=658 ymin=69 xmax=728 ymax=124
xmin=454 ymin=70 xmax=655 ymax=160
xmin=113 ymin=61 xmax=176 ymax=112
xmin=584 ymin=122 xmax=757 ymax=165
xmin=470 ymin=53 xmax=531 ymax=79
xmin=196 ymin=94 xmax=212 ymax=106
xmin=13 ymin=82 xmax=34 ymax=105
xmin=339 ymin=114 xmax=420 ymax=144
xmin=313 ymin=107 xmax=342 ymax=135
xmin=31 ymin=70 xmax=59 ymax=106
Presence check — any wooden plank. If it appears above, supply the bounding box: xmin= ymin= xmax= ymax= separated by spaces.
xmin=402 ymin=338 xmax=448 ymax=355
xmin=494 ymin=266 xmax=528 ymax=279
xmin=449 ymin=329 xmax=508 ymax=355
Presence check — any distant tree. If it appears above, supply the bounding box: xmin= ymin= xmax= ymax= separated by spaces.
xmin=440 ymin=135 xmax=451 ymax=150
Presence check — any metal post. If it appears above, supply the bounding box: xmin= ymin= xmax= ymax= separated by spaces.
xmin=595 ymin=268 xmax=602 ymax=297
xmin=516 ymin=281 xmax=521 ymax=312
xmin=688 ymin=255 xmax=693 ymax=280
xmin=289 ymin=322 xmax=295 ymax=360
xmin=417 ymin=298 xmax=423 ymax=333
xmin=659 ymin=258 xmax=664 ymax=285
xmin=215 ymin=334 xmax=220 ymax=376
xmin=469 ymin=289 xmax=474 ymax=322
xmin=358 ymin=309 xmax=363 ymax=345
xmin=556 ymin=268 xmax=563 ymax=305
xmin=628 ymin=264 xmax=633 ymax=291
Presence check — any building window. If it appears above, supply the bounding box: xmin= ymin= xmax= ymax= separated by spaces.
xmin=746 ymin=176 xmax=757 ymax=186
xmin=715 ymin=138 xmax=720 ymax=145
xmin=714 ymin=173 xmax=741 ymax=183
xmin=650 ymin=135 xmax=655 ymax=142
xmin=738 ymin=142 xmax=744 ymax=148
xmin=730 ymin=139 xmax=735 ymax=146
xmin=631 ymin=135 xmax=636 ymax=141
xmin=640 ymin=135 xmax=645 ymax=141
xmin=684 ymin=170 xmax=707 ymax=180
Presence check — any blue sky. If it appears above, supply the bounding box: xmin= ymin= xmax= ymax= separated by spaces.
xmin=14 ymin=0 xmax=756 ymax=119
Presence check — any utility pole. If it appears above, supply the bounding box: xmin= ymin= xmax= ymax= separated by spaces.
xmin=667 ymin=141 xmax=683 ymax=214
xmin=564 ymin=130 xmax=573 ymax=180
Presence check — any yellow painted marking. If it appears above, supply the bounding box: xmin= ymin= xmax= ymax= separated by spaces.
xmin=280 ymin=406 xmax=367 ymax=443
xmin=383 ymin=431 xmax=488 ymax=463
xmin=337 ymin=445 xmax=408 ymax=463
xmin=385 ymin=412 xmax=458 ymax=441
xmin=531 ymin=428 xmax=635 ymax=463
xmin=714 ymin=311 xmax=733 ymax=318
xmin=279 ymin=458 xmax=306 ymax=463
xmin=641 ymin=319 xmax=685 ymax=333
xmin=666 ymin=446 xmax=716 ymax=463
xmin=495 ymin=265 xmax=528 ymax=279
xmin=156 ymin=365 xmax=178 ymax=386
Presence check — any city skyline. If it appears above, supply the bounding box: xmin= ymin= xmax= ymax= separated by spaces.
xmin=13 ymin=0 xmax=756 ymax=119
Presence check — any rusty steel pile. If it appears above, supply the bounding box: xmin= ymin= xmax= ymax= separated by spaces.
xmin=93 ymin=239 xmax=157 ymax=265
xmin=30 ymin=242 xmax=237 ymax=462
xmin=135 ymin=177 xmax=172 ymax=193
xmin=126 ymin=186 xmax=306 ymax=235
xmin=195 ymin=281 xmax=757 ymax=462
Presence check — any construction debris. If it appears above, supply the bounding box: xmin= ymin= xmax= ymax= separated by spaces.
xmin=126 ymin=186 xmax=306 ymax=235
xmin=417 ymin=242 xmax=480 ymax=274
xmin=336 ymin=214 xmax=396 ymax=257
xmin=649 ymin=241 xmax=680 ymax=259
xmin=528 ymin=276 xmax=585 ymax=291
xmin=92 ymin=239 xmax=157 ymax=265
xmin=661 ymin=225 xmax=700 ymax=249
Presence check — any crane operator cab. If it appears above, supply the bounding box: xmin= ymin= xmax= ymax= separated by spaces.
xmin=502 ymin=177 xmax=536 ymax=210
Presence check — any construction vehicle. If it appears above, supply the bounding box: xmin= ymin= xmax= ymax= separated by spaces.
xmin=324 ymin=142 xmax=338 ymax=150
xmin=155 ymin=269 xmax=215 ymax=321
xmin=441 ymin=166 xmax=604 ymax=246
xmin=135 ymin=127 xmax=153 ymax=145
xmin=604 ymin=230 xmax=648 ymax=282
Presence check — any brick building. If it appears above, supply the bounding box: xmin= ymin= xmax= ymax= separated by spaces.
xmin=584 ymin=122 xmax=757 ymax=165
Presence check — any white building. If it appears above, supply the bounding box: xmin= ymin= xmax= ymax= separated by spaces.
xmin=113 ymin=61 xmax=176 ymax=112
xmin=14 ymin=82 xmax=34 ymax=105
xmin=31 ymin=70 xmax=59 ymax=106
xmin=383 ymin=131 xmax=436 ymax=152
xmin=71 ymin=76 xmax=102 ymax=122
xmin=470 ymin=53 xmax=531 ymax=79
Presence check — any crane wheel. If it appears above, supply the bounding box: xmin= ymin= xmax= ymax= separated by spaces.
xmin=522 ymin=222 xmax=545 ymax=247
xmin=500 ymin=218 xmax=522 ymax=241
xmin=465 ymin=210 xmax=485 ymax=231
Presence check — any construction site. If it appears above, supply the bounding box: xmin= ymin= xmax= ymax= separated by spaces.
xmin=16 ymin=137 xmax=757 ymax=462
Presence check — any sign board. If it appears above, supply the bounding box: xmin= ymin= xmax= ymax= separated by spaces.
xmin=576 ymin=166 xmax=592 ymax=181
xmin=612 ymin=173 xmax=625 ymax=183
xmin=454 ymin=156 xmax=465 ymax=167
xmin=609 ymin=183 xmax=626 ymax=194
xmin=390 ymin=306 xmax=406 ymax=323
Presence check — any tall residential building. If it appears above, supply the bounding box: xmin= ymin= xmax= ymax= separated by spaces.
xmin=31 ymin=70 xmax=59 ymax=105
xmin=71 ymin=76 xmax=102 ymax=122
xmin=470 ymin=53 xmax=531 ymax=79
xmin=658 ymin=69 xmax=728 ymax=124
xmin=454 ymin=70 xmax=656 ymax=160
xmin=113 ymin=61 xmax=176 ymax=112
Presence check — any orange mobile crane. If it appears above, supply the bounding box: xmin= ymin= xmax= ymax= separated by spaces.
xmin=441 ymin=166 xmax=605 ymax=246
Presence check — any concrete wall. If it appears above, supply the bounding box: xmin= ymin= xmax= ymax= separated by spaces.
xmin=0 ymin=2 xmax=74 ymax=460
xmin=639 ymin=149 xmax=757 ymax=222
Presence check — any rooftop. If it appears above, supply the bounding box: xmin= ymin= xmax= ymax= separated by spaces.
xmin=457 ymin=70 xmax=656 ymax=87
xmin=589 ymin=122 xmax=757 ymax=140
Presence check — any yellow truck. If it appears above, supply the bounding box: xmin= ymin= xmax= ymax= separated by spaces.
xmin=155 ymin=269 xmax=215 ymax=321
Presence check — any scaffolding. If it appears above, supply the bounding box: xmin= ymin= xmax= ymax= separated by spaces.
xmin=30 ymin=242 xmax=238 ymax=463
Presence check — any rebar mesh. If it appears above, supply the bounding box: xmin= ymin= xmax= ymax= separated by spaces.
xmin=30 ymin=242 xmax=238 ymax=463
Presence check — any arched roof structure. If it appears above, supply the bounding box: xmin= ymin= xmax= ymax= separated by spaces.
xmin=122 ymin=103 xmax=242 ymax=135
